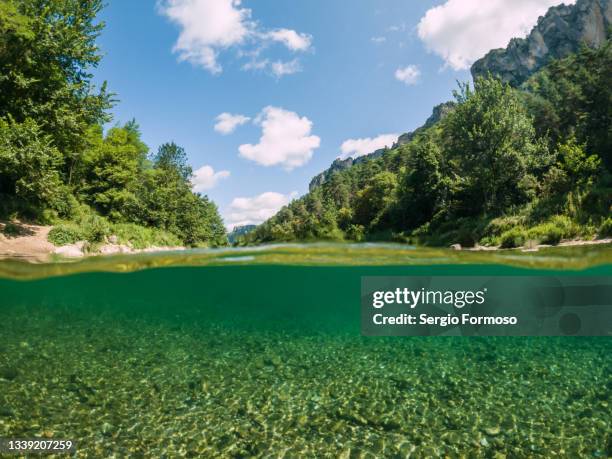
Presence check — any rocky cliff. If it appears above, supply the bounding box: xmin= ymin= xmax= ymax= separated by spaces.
xmin=471 ymin=0 xmax=612 ymax=86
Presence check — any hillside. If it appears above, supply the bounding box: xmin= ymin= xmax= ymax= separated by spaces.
xmin=242 ymin=0 xmax=612 ymax=248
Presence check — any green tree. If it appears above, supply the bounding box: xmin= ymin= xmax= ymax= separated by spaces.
xmin=0 ymin=117 xmax=65 ymax=216
xmin=0 ymin=0 xmax=112 ymax=181
xmin=445 ymin=77 xmax=549 ymax=216
xmin=354 ymin=171 xmax=398 ymax=229
xmin=395 ymin=136 xmax=449 ymax=230
xmin=152 ymin=142 xmax=192 ymax=181
xmin=78 ymin=125 xmax=145 ymax=220
xmin=524 ymin=41 xmax=612 ymax=170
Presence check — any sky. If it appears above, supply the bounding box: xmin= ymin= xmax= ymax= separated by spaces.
xmin=94 ymin=0 xmax=572 ymax=229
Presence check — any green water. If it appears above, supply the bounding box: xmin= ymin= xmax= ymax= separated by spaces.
xmin=0 ymin=245 xmax=611 ymax=457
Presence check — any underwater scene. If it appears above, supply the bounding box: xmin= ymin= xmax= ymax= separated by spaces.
xmin=0 ymin=245 xmax=611 ymax=458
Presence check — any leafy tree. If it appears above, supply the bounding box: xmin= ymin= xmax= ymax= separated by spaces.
xmin=0 ymin=0 xmax=112 ymax=181
xmin=395 ymin=135 xmax=449 ymax=230
xmin=524 ymin=41 xmax=612 ymax=170
xmin=0 ymin=117 xmax=65 ymax=216
xmin=354 ymin=171 xmax=398 ymax=229
xmin=153 ymin=142 xmax=192 ymax=181
xmin=78 ymin=125 xmax=144 ymax=220
xmin=444 ymin=77 xmax=550 ymax=216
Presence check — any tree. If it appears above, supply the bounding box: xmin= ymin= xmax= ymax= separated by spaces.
xmin=0 ymin=117 xmax=65 ymax=216
xmin=0 ymin=0 xmax=112 ymax=181
xmin=395 ymin=136 xmax=449 ymax=230
xmin=444 ymin=77 xmax=550 ymax=216
xmin=153 ymin=142 xmax=192 ymax=181
xmin=524 ymin=41 xmax=612 ymax=170
xmin=354 ymin=171 xmax=398 ymax=229
xmin=78 ymin=125 xmax=145 ymax=220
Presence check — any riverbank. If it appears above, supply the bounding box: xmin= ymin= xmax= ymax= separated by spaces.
xmin=2 ymin=220 xmax=612 ymax=264
xmin=0 ymin=221 xmax=185 ymax=262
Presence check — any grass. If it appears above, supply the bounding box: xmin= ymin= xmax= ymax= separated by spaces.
xmin=599 ymin=217 xmax=612 ymax=238
xmin=47 ymin=214 xmax=182 ymax=250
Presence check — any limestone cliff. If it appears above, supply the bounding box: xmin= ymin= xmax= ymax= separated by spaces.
xmin=471 ymin=0 xmax=612 ymax=86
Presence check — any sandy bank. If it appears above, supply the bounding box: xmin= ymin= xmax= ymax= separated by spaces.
xmin=0 ymin=222 xmax=184 ymax=262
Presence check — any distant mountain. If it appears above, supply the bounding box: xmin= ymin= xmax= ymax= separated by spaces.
xmin=227 ymin=224 xmax=256 ymax=243
xmin=471 ymin=0 xmax=612 ymax=86
xmin=308 ymin=102 xmax=455 ymax=191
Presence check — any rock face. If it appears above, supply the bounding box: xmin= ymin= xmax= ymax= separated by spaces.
xmin=471 ymin=0 xmax=612 ymax=86
xmin=308 ymin=102 xmax=455 ymax=191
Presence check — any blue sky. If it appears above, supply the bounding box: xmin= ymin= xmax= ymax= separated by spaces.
xmin=94 ymin=0 xmax=569 ymax=229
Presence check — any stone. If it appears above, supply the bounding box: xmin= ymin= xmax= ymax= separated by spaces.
xmin=471 ymin=0 xmax=612 ymax=86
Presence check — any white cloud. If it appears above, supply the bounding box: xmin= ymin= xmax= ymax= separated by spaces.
xmin=270 ymin=59 xmax=302 ymax=77
xmin=417 ymin=0 xmax=575 ymax=70
xmin=239 ymin=106 xmax=320 ymax=169
xmin=191 ymin=165 xmax=230 ymax=192
xmin=214 ymin=112 xmax=250 ymax=134
xmin=158 ymin=0 xmax=313 ymax=75
xmin=225 ymin=191 xmax=297 ymax=229
xmin=158 ymin=0 xmax=252 ymax=73
xmin=264 ymin=29 xmax=312 ymax=51
xmin=339 ymin=134 xmax=399 ymax=160
xmin=371 ymin=36 xmax=387 ymax=44
xmin=394 ymin=65 xmax=421 ymax=85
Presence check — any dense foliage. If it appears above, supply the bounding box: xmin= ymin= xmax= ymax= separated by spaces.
xmin=0 ymin=0 xmax=226 ymax=247
xmin=246 ymin=41 xmax=612 ymax=247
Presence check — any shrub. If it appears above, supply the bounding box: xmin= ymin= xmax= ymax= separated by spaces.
xmin=527 ymin=223 xmax=564 ymax=244
xmin=86 ymin=215 xmax=111 ymax=243
xmin=599 ymin=218 xmax=612 ymax=238
xmin=484 ymin=216 xmax=525 ymax=237
xmin=111 ymin=223 xmax=181 ymax=249
xmin=499 ymin=227 xmax=527 ymax=248
xmin=48 ymin=224 xmax=83 ymax=246
xmin=525 ymin=215 xmax=580 ymax=245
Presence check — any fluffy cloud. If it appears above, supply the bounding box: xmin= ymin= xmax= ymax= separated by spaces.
xmin=225 ymin=191 xmax=297 ymax=229
xmin=270 ymin=59 xmax=302 ymax=77
xmin=158 ymin=0 xmax=251 ymax=73
xmin=394 ymin=65 xmax=421 ymax=85
xmin=191 ymin=165 xmax=230 ymax=192
xmin=264 ymin=29 xmax=312 ymax=51
xmin=417 ymin=0 xmax=575 ymax=70
xmin=371 ymin=36 xmax=387 ymax=44
xmin=239 ymin=106 xmax=320 ymax=169
xmin=214 ymin=112 xmax=250 ymax=134
xmin=158 ymin=0 xmax=312 ymax=75
xmin=339 ymin=134 xmax=399 ymax=160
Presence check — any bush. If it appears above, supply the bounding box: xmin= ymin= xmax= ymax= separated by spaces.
xmin=499 ymin=227 xmax=527 ymax=248
xmin=484 ymin=216 xmax=525 ymax=237
xmin=82 ymin=215 xmax=110 ymax=243
xmin=111 ymin=223 xmax=181 ymax=249
xmin=527 ymin=223 xmax=564 ymax=244
xmin=525 ymin=215 xmax=580 ymax=245
xmin=48 ymin=224 xmax=83 ymax=246
xmin=599 ymin=218 xmax=612 ymax=238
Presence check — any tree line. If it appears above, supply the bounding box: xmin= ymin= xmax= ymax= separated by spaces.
xmin=0 ymin=0 xmax=226 ymax=247
xmin=245 ymin=41 xmax=612 ymax=247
